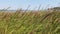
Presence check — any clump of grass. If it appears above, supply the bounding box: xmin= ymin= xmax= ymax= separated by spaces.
xmin=0 ymin=9 xmax=60 ymax=34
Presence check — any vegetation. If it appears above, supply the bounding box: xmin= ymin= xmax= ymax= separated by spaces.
xmin=0 ymin=9 xmax=60 ymax=34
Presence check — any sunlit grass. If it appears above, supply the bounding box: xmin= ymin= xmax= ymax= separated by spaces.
xmin=0 ymin=10 xmax=60 ymax=34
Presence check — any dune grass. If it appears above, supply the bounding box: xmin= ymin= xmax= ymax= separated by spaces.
xmin=0 ymin=10 xmax=60 ymax=34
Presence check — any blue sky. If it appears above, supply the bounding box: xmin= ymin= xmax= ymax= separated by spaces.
xmin=0 ymin=0 xmax=60 ymax=10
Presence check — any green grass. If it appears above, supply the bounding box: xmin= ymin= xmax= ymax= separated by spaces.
xmin=0 ymin=10 xmax=60 ymax=34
